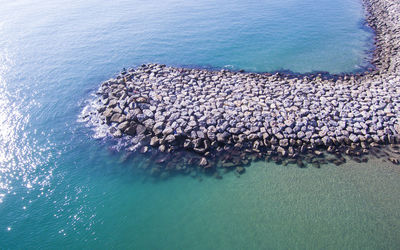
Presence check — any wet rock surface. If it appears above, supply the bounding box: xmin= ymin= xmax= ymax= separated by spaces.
xmin=80 ymin=0 xmax=400 ymax=177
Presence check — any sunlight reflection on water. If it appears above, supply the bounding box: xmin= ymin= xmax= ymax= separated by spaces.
xmin=0 ymin=47 xmax=54 ymax=203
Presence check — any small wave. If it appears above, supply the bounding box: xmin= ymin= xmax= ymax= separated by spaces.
xmin=78 ymin=93 xmax=145 ymax=152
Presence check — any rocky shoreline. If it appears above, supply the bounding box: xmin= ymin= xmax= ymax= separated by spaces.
xmin=80 ymin=0 xmax=400 ymax=176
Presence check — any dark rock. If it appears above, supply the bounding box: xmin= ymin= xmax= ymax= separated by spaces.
xmin=124 ymin=124 xmax=137 ymax=136
xmin=297 ymin=159 xmax=305 ymax=168
xmin=183 ymin=139 xmax=192 ymax=149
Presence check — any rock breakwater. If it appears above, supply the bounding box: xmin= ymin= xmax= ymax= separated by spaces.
xmin=80 ymin=0 xmax=400 ymax=176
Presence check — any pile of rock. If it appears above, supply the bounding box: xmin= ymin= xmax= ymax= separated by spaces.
xmin=80 ymin=0 xmax=400 ymax=174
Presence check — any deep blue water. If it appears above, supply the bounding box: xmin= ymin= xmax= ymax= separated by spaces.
xmin=1 ymin=0 xmax=399 ymax=249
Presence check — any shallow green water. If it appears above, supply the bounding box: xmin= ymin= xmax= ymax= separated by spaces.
xmin=5 ymin=157 xmax=400 ymax=249
xmin=1 ymin=0 xmax=399 ymax=249
xmin=89 ymin=159 xmax=400 ymax=249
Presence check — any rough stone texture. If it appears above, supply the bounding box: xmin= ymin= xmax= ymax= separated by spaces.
xmin=80 ymin=0 xmax=400 ymax=172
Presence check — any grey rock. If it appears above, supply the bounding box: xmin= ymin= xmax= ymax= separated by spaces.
xmin=158 ymin=144 xmax=166 ymax=152
xmin=199 ymin=157 xmax=208 ymax=167
xmin=117 ymin=121 xmax=129 ymax=131
xmin=143 ymin=109 xmax=154 ymax=118
xmin=136 ymin=124 xmax=146 ymax=135
xmin=197 ymin=131 xmax=205 ymax=139
xmin=143 ymin=119 xmax=155 ymax=129
xmin=188 ymin=120 xmax=197 ymax=127
xmin=297 ymin=131 xmax=305 ymax=139
xmin=229 ymin=127 xmax=240 ymax=134
xmin=103 ymin=108 xmax=114 ymax=119
xmin=275 ymin=132 xmax=284 ymax=140
xmin=277 ymin=146 xmax=286 ymax=156
xmin=279 ymin=139 xmax=289 ymax=147
xmin=216 ymin=132 xmax=229 ymax=142
xmin=164 ymin=134 xmax=176 ymax=143
xmin=321 ymin=136 xmax=332 ymax=146
xmin=349 ymin=134 xmax=359 ymax=143
xmin=150 ymin=137 xmax=159 ymax=147
xmin=110 ymin=113 xmax=122 ymax=123
xmin=162 ymin=127 xmax=173 ymax=136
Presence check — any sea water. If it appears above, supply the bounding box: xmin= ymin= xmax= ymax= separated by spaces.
xmin=1 ymin=0 xmax=399 ymax=249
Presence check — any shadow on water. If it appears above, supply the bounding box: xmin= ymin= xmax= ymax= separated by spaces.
xmin=102 ymin=132 xmax=400 ymax=181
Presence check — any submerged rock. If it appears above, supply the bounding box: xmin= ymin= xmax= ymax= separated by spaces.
xmin=236 ymin=166 xmax=245 ymax=175
xmin=389 ymin=157 xmax=400 ymax=165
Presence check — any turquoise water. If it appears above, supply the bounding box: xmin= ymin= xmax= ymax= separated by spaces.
xmin=1 ymin=0 xmax=399 ymax=249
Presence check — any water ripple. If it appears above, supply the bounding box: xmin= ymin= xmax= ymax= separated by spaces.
xmin=0 ymin=46 xmax=54 ymax=203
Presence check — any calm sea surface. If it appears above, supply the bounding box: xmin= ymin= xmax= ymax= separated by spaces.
xmin=1 ymin=0 xmax=399 ymax=249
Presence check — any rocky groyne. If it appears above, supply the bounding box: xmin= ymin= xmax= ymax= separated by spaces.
xmin=80 ymin=0 xmax=400 ymax=176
